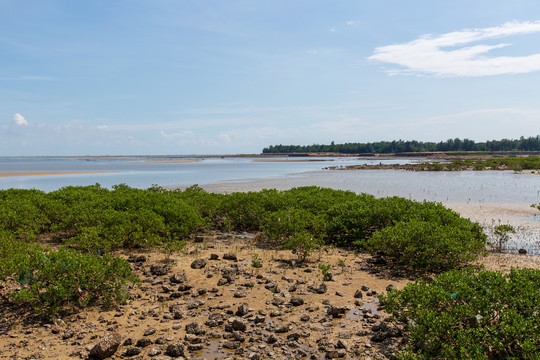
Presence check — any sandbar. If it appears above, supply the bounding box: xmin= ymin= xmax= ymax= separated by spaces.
xmin=0 ymin=171 xmax=121 ymax=177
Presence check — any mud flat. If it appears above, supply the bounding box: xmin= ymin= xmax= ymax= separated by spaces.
xmin=0 ymin=235 xmax=411 ymax=360
xmin=0 ymin=171 xmax=121 ymax=178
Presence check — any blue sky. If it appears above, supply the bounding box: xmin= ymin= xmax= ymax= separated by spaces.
xmin=2 ymin=0 xmax=540 ymax=155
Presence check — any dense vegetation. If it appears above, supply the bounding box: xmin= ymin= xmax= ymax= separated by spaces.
xmin=381 ymin=268 xmax=540 ymax=359
xmin=262 ymin=136 xmax=540 ymax=154
xmin=0 ymin=185 xmax=489 ymax=315
xmin=418 ymin=156 xmax=540 ymax=172
xmin=1 ymin=184 xmax=537 ymax=358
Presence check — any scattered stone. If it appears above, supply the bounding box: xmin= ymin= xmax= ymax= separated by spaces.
xmin=194 ymin=235 xmax=204 ymax=243
xmin=230 ymin=318 xmax=247 ymax=332
xmin=223 ymin=253 xmax=238 ymax=261
xmin=143 ymin=327 xmax=157 ymax=336
xmin=89 ymin=332 xmax=122 ymax=360
xmin=127 ymin=255 xmax=147 ymax=263
xmin=191 ymin=258 xmax=207 ymax=269
xmin=124 ymin=347 xmax=142 ymax=356
xmin=518 ymin=248 xmax=527 ymax=255
xmin=223 ymin=340 xmax=242 ymax=349
xmin=185 ymin=322 xmax=205 ymax=335
xmin=236 ymin=303 xmax=250 ymax=316
xmin=210 ymin=254 xmax=219 ymax=260
xmin=136 ymin=338 xmax=153 ymax=348
xmin=327 ymin=306 xmax=348 ymax=318
xmin=170 ymin=273 xmax=187 ymax=284
xmin=290 ymin=297 xmax=304 ymax=306
xmin=234 ymin=289 xmax=248 ymax=298
xmin=353 ymin=290 xmax=363 ymax=298
xmin=165 ymin=343 xmax=185 ymax=358
xmin=150 ymin=264 xmax=170 ymax=276
xmin=386 ymin=284 xmax=397 ymax=292
xmin=275 ymin=324 xmax=289 ymax=333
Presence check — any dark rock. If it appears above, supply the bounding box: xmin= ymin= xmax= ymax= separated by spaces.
xmin=178 ymin=283 xmax=193 ymax=292
xmin=287 ymin=333 xmax=301 ymax=341
xmin=234 ymin=290 xmax=248 ymax=298
xmin=185 ymin=334 xmax=203 ymax=343
xmin=275 ymin=324 xmax=289 ymax=333
xmin=62 ymin=329 xmax=75 ymax=340
xmin=127 ymin=255 xmax=147 ymax=263
xmin=150 ymin=264 xmax=170 ymax=276
xmin=325 ymin=349 xmax=347 ymax=358
xmin=124 ymin=347 xmax=141 ymax=356
xmin=185 ymin=322 xmax=205 ymax=335
xmin=361 ymin=285 xmax=369 ymax=291
xmin=191 ymin=258 xmax=207 ymax=269
xmin=309 ymin=283 xmax=327 ymax=294
xmin=300 ymin=315 xmax=310 ymax=322
xmin=187 ymin=343 xmax=204 ymax=351
xmin=217 ymin=278 xmax=229 ymax=286
xmin=194 ymin=235 xmax=204 ymax=243
xmin=223 ymin=340 xmax=241 ymax=349
xmin=89 ymin=332 xmax=122 ymax=359
xmin=386 ymin=284 xmax=397 ymax=292
xmin=353 ymin=290 xmax=363 ymax=298
xmin=371 ymin=332 xmax=388 ymax=342
xmin=210 ymin=254 xmax=219 ymax=260
xmin=518 ymin=248 xmax=527 ymax=255
xmin=143 ymin=327 xmax=157 ymax=336
xmin=136 ymin=337 xmax=153 ymax=348
xmin=327 ymin=306 xmax=348 ymax=318
xmin=236 ymin=303 xmax=250 ymax=317
xmin=230 ymin=319 xmax=247 ymax=332
xmin=266 ymin=334 xmax=278 ymax=344
xmin=170 ymin=273 xmax=187 ymax=283
xmin=165 ymin=343 xmax=185 ymax=357
xmin=290 ymin=297 xmax=304 ymax=306
xmin=223 ymin=253 xmax=238 ymax=261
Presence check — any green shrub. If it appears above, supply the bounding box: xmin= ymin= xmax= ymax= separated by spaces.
xmin=491 ymin=224 xmax=516 ymax=252
xmin=1 ymin=241 xmax=137 ymax=315
xmin=263 ymin=208 xmax=325 ymax=261
xmin=381 ymin=268 xmax=540 ymax=359
xmin=365 ymin=220 xmax=487 ymax=272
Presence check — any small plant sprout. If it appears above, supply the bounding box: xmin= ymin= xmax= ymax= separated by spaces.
xmin=492 ymin=224 xmax=516 ymax=252
xmin=318 ymin=263 xmax=332 ymax=281
xmin=251 ymin=253 xmax=263 ymax=268
xmin=337 ymin=258 xmax=346 ymax=273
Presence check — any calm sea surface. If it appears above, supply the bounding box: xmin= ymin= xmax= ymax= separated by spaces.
xmin=0 ymin=156 xmax=539 ymax=204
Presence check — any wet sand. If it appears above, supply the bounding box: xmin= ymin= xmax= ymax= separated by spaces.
xmin=0 ymin=171 xmax=122 ymax=178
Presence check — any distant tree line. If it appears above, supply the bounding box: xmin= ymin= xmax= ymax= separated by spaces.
xmin=262 ymin=136 xmax=540 ymax=154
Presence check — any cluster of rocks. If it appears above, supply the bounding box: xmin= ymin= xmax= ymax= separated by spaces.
xmin=1 ymin=239 xmax=407 ymax=360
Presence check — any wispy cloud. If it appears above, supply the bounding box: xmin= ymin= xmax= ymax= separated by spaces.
xmin=13 ymin=113 xmax=29 ymax=126
xmin=369 ymin=20 xmax=540 ymax=77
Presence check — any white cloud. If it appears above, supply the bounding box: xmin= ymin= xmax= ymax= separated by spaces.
xmin=97 ymin=125 xmax=108 ymax=130
xmin=369 ymin=20 xmax=540 ymax=77
xmin=13 ymin=113 xmax=29 ymax=126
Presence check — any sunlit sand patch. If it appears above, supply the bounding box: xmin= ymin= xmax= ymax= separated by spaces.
xmin=0 ymin=171 xmax=122 ymax=177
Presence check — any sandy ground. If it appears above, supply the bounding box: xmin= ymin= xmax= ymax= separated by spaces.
xmin=0 ymin=236 xmax=409 ymax=360
xmin=0 ymin=171 xmax=121 ymax=178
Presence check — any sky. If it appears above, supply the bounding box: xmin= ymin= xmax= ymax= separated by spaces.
xmin=2 ymin=0 xmax=540 ymax=156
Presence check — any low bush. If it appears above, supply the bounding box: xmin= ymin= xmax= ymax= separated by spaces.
xmin=365 ymin=220 xmax=487 ymax=272
xmin=0 ymin=239 xmax=137 ymax=315
xmin=381 ymin=268 xmax=540 ymax=359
